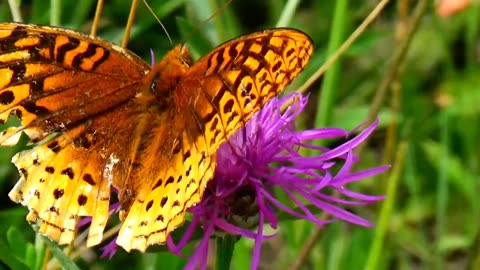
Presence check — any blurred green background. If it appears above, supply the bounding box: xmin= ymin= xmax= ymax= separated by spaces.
xmin=0 ymin=0 xmax=479 ymax=269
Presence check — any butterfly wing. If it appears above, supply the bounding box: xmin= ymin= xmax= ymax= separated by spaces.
xmin=186 ymin=28 xmax=313 ymax=152
xmin=116 ymin=28 xmax=313 ymax=251
xmin=0 ymin=23 xmax=150 ymax=246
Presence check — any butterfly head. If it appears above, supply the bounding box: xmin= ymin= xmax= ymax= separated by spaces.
xmin=141 ymin=45 xmax=192 ymax=103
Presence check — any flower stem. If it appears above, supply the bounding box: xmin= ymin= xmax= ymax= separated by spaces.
xmin=314 ymin=0 xmax=349 ymax=128
xmin=275 ymin=0 xmax=301 ymax=27
xmin=49 ymin=0 xmax=61 ymax=26
xmin=215 ymin=235 xmax=238 ymax=270
xmin=364 ymin=142 xmax=406 ymax=270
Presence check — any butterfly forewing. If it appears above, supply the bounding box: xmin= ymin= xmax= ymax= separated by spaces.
xmin=0 ymin=23 xmax=149 ymax=145
xmin=186 ymin=29 xmax=313 ymax=152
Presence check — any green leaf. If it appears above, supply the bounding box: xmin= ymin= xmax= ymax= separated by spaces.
xmin=216 ymin=235 xmax=239 ymax=270
xmin=41 ymin=236 xmax=81 ymax=270
xmin=0 ymin=237 xmax=30 ymax=270
xmin=6 ymin=227 xmax=28 ymax=259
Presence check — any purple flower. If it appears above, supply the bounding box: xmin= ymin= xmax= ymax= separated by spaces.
xmin=167 ymin=93 xmax=389 ymax=270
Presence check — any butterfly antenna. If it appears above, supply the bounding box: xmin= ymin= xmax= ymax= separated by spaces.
xmin=90 ymin=0 xmax=104 ymax=36
xmin=143 ymin=0 xmax=173 ymax=47
xmin=183 ymin=0 xmax=233 ymax=43
xmin=122 ymin=0 xmax=140 ymax=48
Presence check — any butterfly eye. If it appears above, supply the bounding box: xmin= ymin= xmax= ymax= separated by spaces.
xmin=150 ymin=73 xmax=160 ymax=94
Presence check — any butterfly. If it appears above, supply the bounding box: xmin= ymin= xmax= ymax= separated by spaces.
xmin=0 ymin=22 xmax=313 ymax=252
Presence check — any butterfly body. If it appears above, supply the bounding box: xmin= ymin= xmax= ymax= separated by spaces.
xmin=0 ymin=23 xmax=313 ymax=252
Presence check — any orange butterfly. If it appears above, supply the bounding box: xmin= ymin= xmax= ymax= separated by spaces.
xmin=0 ymin=23 xmax=313 ymax=252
